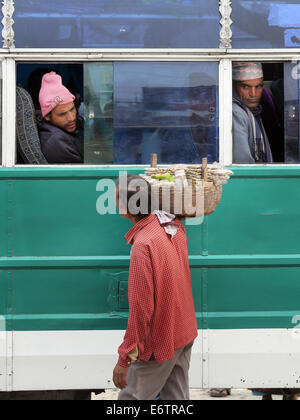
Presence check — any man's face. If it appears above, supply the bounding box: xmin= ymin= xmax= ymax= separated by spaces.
xmin=45 ymin=102 xmax=77 ymax=133
xmin=236 ymin=77 xmax=264 ymax=109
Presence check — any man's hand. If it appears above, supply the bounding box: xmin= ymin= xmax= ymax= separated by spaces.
xmin=113 ymin=364 xmax=130 ymax=390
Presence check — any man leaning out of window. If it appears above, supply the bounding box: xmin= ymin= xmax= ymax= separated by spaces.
xmin=232 ymin=62 xmax=273 ymax=164
xmin=38 ymin=72 xmax=83 ymax=164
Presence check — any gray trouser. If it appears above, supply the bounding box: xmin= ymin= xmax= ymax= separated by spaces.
xmin=118 ymin=341 xmax=194 ymax=400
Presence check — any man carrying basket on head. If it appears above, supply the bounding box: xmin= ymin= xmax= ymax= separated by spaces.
xmin=113 ymin=175 xmax=198 ymax=400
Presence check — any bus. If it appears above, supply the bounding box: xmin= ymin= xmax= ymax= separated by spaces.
xmin=0 ymin=0 xmax=300 ymax=399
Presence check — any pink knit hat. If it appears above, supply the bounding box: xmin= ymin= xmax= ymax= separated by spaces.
xmin=39 ymin=72 xmax=75 ymax=117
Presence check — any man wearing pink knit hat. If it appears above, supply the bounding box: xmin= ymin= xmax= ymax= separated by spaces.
xmin=38 ymin=72 xmax=83 ymax=163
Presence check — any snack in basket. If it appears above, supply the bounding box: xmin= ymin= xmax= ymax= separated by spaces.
xmin=151 ymin=173 xmax=175 ymax=183
xmin=141 ymin=159 xmax=233 ymax=218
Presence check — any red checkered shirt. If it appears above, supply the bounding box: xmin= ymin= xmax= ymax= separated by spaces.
xmin=118 ymin=214 xmax=198 ymax=368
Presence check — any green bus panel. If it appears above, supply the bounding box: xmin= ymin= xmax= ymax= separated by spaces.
xmin=0 ymin=271 xmax=7 ymax=315
xmin=11 ymin=178 xmax=128 ymax=257
xmin=8 ymin=168 xmax=300 ymax=258
xmin=10 ymin=176 xmax=206 ymax=257
xmin=208 ymin=169 xmax=300 ymax=255
xmin=0 ymin=167 xmax=299 ymax=332
xmin=0 ymin=181 xmax=7 ymax=257
xmin=206 ymin=267 xmax=300 ymax=330
xmin=12 ymin=269 xmax=120 ymax=315
xmin=4 ymin=267 xmax=202 ymax=332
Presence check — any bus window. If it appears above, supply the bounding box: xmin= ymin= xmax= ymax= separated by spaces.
xmin=84 ymin=62 xmax=219 ymax=165
xmin=17 ymin=62 xmax=219 ymax=165
xmin=232 ymin=0 xmax=300 ymax=49
xmin=16 ymin=63 xmax=84 ymax=165
xmin=13 ymin=0 xmax=219 ymax=49
xmin=232 ymin=61 xmax=300 ymax=164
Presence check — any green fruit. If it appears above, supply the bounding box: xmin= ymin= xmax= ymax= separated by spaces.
xmin=151 ymin=173 xmax=174 ymax=182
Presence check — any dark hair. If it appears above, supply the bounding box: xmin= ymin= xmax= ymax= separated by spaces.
xmin=117 ymin=175 xmax=156 ymax=220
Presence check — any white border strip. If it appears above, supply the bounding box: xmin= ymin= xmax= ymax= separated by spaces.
xmin=5 ymin=328 xmax=300 ymax=392
xmin=2 ymin=57 xmax=15 ymax=167
xmin=219 ymin=59 xmax=233 ymax=166
xmin=207 ymin=329 xmax=300 ymax=389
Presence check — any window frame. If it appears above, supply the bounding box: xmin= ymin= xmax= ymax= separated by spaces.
xmin=3 ymin=51 xmax=225 ymax=168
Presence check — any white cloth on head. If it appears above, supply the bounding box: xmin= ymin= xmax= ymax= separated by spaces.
xmin=154 ymin=211 xmax=179 ymax=239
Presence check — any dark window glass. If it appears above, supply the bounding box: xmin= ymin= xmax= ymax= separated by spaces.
xmin=232 ymin=0 xmax=300 ymax=49
xmin=84 ymin=63 xmax=114 ymax=164
xmin=285 ymin=62 xmax=300 ymax=162
xmin=84 ymin=62 xmax=219 ymax=165
xmin=14 ymin=0 xmax=220 ymax=49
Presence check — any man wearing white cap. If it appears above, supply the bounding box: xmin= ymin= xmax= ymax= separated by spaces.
xmin=232 ymin=62 xmax=273 ymax=164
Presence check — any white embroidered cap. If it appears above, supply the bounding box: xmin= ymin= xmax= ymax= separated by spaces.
xmin=233 ymin=62 xmax=263 ymax=81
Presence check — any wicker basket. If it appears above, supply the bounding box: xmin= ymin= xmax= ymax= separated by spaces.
xmin=144 ymin=156 xmax=229 ymax=218
xmin=151 ymin=182 xmax=222 ymax=217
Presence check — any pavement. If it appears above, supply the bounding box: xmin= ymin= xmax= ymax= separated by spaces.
xmin=92 ymin=389 xmax=285 ymax=401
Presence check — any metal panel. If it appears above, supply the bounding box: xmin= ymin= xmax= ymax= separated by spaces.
xmin=0 ymin=270 xmax=6 ymax=391
xmin=0 ymin=326 xmax=6 ymax=391
xmin=0 ymin=269 xmax=13 ymax=392
xmin=11 ymin=177 xmax=127 ymax=257
xmin=118 ymin=281 xmax=129 ymax=311
xmin=11 ymin=330 xmax=203 ymax=391
xmin=4 ymin=168 xmax=208 ymax=257
xmin=0 ymin=166 xmax=298 ymax=390
xmin=0 ymin=180 xmax=7 ymax=257
xmin=208 ymin=167 xmax=300 ymax=255
xmin=207 ymin=329 xmax=300 ymax=388
xmin=207 ymin=267 xmax=300 ymax=330
xmin=11 ymin=268 xmax=130 ymax=331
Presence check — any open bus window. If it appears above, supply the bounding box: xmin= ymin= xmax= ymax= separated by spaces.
xmin=16 ymin=64 xmax=84 ymax=165
xmin=232 ymin=0 xmax=300 ymax=49
xmin=16 ymin=62 xmax=219 ymax=166
xmin=232 ymin=62 xmax=286 ymax=164
xmin=13 ymin=1 xmax=219 ymax=49
xmin=232 ymin=61 xmax=300 ymax=164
